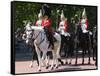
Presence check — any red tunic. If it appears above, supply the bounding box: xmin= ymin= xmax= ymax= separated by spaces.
xmin=42 ymin=19 xmax=53 ymax=32
xmin=64 ymin=20 xmax=68 ymax=32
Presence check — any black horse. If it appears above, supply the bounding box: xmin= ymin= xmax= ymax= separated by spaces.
xmin=75 ymin=25 xmax=92 ymax=65
xmin=92 ymin=26 xmax=97 ymax=65
xmin=58 ymin=32 xmax=74 ymax=64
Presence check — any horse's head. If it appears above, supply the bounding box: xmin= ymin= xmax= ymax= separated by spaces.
xmin=23 ymin=23 xmax=44 ymax=46
xmin=22 ymin=22 xmax=34 ymax=46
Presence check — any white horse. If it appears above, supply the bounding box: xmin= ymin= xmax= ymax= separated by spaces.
xmin=23 ymin=23 xmax=61 ymax=71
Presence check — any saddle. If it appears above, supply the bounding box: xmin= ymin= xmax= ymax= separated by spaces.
xmin=44 ymin=27 xmax=57 ymax=49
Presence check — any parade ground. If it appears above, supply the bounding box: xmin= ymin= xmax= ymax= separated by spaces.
xmin=15 ymin=57 xmax=97 ymax=74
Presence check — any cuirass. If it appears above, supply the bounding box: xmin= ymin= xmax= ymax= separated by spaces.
xmin=37 ymin=20 xmax=42 ymax=26
xmin=81 ymin=19 xmax=87 ymax=30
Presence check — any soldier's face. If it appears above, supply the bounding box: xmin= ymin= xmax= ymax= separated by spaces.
xmin=44 ymin=15 xmax=48 ymax=20
xmin=61 ymin=17 xmax=64 ymax=21
xmin=39 ymin=16 xmax=43 ymax=19
xmin=82 ymin=16 xmax=85 ymax=19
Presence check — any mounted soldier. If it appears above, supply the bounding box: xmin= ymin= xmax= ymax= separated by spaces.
xmin=58 ymin=10 xmax=70 ymax=37
xmin=75 ymin=8 xmax=92 ymax=64
xmin=41 ymin=4 xmax=56 ymax=49
xmin=80 ymin=8 xmax=89 ymax=33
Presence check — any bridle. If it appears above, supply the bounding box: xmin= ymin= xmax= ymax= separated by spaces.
xmin=32 ymin=29 xmax=45 ymax=45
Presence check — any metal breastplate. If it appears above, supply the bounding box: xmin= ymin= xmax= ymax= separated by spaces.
xmin=37 ymin=20 xmax=42 ymax=26
xmin=59 ymin=21 xmax=65 ymax=35
xmin=81 ymin=19 xmax=88 ymax=33
xmin=81 ymin=19 xmax=87 ymax=31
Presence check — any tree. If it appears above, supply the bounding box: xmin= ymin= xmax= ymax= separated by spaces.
xmin=14 ymin=2 xmax=97 ymax=31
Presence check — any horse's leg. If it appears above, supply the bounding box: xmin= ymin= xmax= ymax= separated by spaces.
xmin=30 ymin=60 xmax=34 ymax=68
xmin=69 ymin=46 xmax=73 ymax=65
xmin=46 ymin=51 xmax=53 ymax=69
xmin=33 ymin=45 xmax=39 ymax=66
xmin=29 ymin=50 xmax=34 ymax=68
xmin=88 ymin=34 xmax=92 ymax=64
xmin=82 ymin=49 xmax=85 ymax=64
xmin=45 ymin=55 xmax=49 ymax=65
xmin=45 ymin=55 xmax=51 ymax=69
xmin=88 ymin=48 xmax=91 ymax=64
xmin=67 ymin=42 xmax=73 ymax=65
xmin=75 ymin=49 xmax=78 ymax=65
xmin=57 ymin=44 xmax=64 ymax=65
xmin=55 ymin=46 xmax=61 ymax=68
xmin=87 ymin=40 xmax=91 ymax=64
xmin=95 ymin=47 xmax=97 ymax=66
xmin=92 ymin=39 xmax=95 ymax=60
xmin=93 ymin=47 xmax=95 ymax=60
xmin=65 ymin=44 xmax=69 ymax=64
xmin=30 ymin=52 xmax=36 ymax=68
xmin=34 ymin=47 xmax=41 ymax=71
xmin=51 ymin=51 xmax=56 ymax=70
xmin=34 ymin=42 xmax=42 ymax=71
xmin=35 ymin=52 xmax=39 ymax=66
xmin=93 ymin=44 xmax=96 ymax=61
xmin=75 ymin=43 xmax=78 ymax=65
xmin=58 ymin=41 xmax=64 ymax=65
xmin=74 ymin=37 xmax=78 ymax=65
xmin=41 ymin=50 xmax=47 ymax=67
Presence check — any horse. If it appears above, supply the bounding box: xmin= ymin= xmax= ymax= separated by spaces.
xmin=23 ymin=22 xmax=62 ymax=71
xmin=57 ymin=26 xmax=74 ymax=64
xmin=75 ymin=25 xmax=92 ymax=65
xmin=92 ymin=26 xmax=97 ymax=65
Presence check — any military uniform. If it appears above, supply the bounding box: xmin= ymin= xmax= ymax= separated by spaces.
xmin=42 ymin=4 xmax=55 ymax=49
xmin=80 ymin=8 xmax=89 ymax=33
xmin=58 ymin=10 xmax=69 ymax=36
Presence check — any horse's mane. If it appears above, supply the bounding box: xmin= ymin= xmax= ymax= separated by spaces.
xmin=31 ymin=26 xmax=44 ymax=31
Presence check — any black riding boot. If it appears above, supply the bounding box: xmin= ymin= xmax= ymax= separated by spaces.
xmin=48 ymin=32 xmax=54 ymax=49
xmin=44 ymin=27 xmax=54 ymax=49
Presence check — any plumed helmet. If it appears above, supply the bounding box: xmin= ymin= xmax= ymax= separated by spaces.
xmin=38 ymin=9 xmax=42 ymax=18
xmin=60 ymin=10 xmax=65 ymax=20
xmin=42 ymin=4 xmax=51 ymax=18
xmin=82 ymin=8 xmax=87 ymax=18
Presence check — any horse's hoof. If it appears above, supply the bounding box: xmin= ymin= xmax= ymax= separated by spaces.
xmin=53 ymin=64 xmax=56 ymax=67
xmin=38 ymin=69 xmax=41 ymax=72
xmin=55 ymin=66 xmax=58 ymax=69
xmin=51 ymin=67 xmax=54 ymax=70
xmin=46 ymin=65 xmax=51 ymax=69
xmin=88 ymin=62 xmax=90 ymax=64
xmin=75 ymin=61 xmax=77 ymax=65
xmin=75 ymin=64 xmax=77 ymax=66
xmin=61 ymin=61 xmax=64 ymax=65
xmin=69 ymin=62 xmax=71 ymax=65
xmin=93 ymin=57 xmax=95 ymax=61
xmin=82 ymin=62 xmax=84 ymax=65
xmin=29 ymin=64 xmax=33 ymax=68
xmin=31 ymin=65 xmax=33 ymax=68
xmin=46 ymin=66 xmax=49 ymax=69
xmin=58 ymin=58 xmax=64 ymax=65
xmin=65 ymin=61 xmax=68 ymax=64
